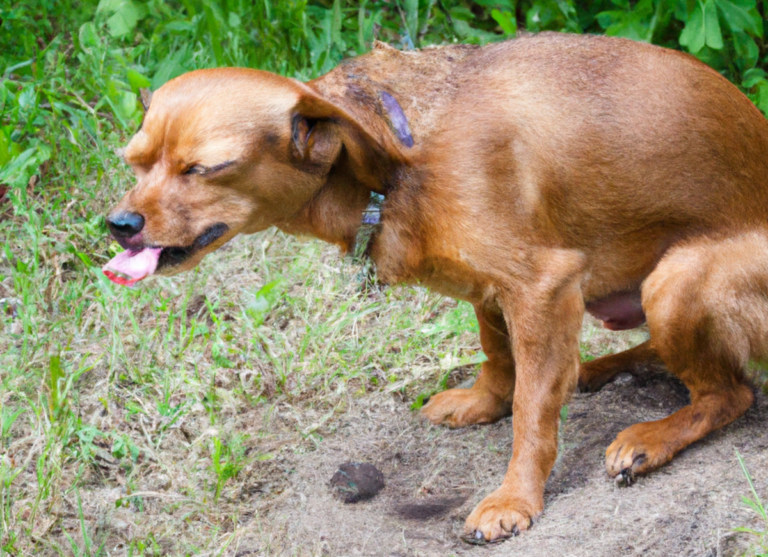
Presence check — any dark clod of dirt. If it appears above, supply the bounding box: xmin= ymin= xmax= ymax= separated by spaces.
xmin=330 ymin=462 xmax=385 ymax=503
xmin=392 ymin=496 xmax=466 ymax=520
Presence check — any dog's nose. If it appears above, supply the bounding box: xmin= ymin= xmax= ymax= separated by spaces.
xmin=107 ymin=211 xmax=145 ymax=239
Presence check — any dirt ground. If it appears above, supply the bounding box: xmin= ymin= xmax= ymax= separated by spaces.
xmin=234 ymin=321 xmax=768 ymax=557
xmin=15 ymin=316 xmax=768 ymax=556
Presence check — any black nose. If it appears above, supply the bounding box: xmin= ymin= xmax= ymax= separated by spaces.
xmin=107 ymin=211 xmax=145 ymax=238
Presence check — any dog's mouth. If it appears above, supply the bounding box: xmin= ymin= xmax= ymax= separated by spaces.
xmin=102 ymin=223 xmax=229 ymax=286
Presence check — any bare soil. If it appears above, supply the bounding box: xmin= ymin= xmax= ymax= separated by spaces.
xmin=15 ymin=316 xmax=767 ymax=556
xmin=246 ymin=322 xmax=768 ymax=557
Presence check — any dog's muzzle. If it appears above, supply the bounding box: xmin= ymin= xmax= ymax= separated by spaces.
xmin=102 ymin=223 xmax=229 ymax=286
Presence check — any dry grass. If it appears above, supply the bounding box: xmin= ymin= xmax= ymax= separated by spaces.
xmin=5 ymin=161 xmax=768 ymax=556
xmin=0 ymin=180 xmax=486 ymax=555
xmin=3 ymin=7 xmax=768 ymax=553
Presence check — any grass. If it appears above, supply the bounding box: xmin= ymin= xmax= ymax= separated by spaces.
xmin=735 ymin=450 xmax=768 ymax=556
xmin=0 ymin=4 xmax=495 ymax=551
xmin=1 ymin=217 xmax=483 ymax=554
xmin=2 ymin=0 xmax=768 ymax=554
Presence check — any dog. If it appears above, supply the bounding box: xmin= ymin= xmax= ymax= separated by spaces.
xmin=103 ymin=33 xmax=768 ymax=542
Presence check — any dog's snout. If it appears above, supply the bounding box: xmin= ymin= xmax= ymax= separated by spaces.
xmin=107 ymin=211 xmax=145 ymax=239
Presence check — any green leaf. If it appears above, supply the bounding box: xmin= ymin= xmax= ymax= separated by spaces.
xmin=164 ymin=20 xmax=195 ymax=32
xmin=151 ymin=48 xmax=189 ymax=90
xmin=106 ymin=1 xmax=145 ymax=38
xmin=106 ymin=85 xmax=139 ymax=129
xmin=1 ymin=407 xmax=25 ymax=438
xmin=78 ymin=22 xmax=101 ymax=51
xmin=704 ymin=0 xmax=723 ymax=50
xmin=715 ymin=0 xmax=761 ymax=36
xmin=0 ymin=147 xmax=47 ymax=187
xmin=17 ymin=85 xmax=36 ymax=111
xmin=680 ymin=1 xmax=723 ymax=54
xmin=126 ymin=69 xmax=151 ymax=93
xmin=331 ymin=0 xmax=343 ymax=48
xmin=743 ymin=68 xmax=768 ymax=88
xmin=733 ymin=31 xmax=759 ymax=69
xmin=452 ymin=19 xmax=498 ymax=44
xmin=491 ymin=9 xmax=517 ymax=36
xmin=0 ymin=130 xmax=10 ymax=167
xmin=474 ymin=0 xmax=515 ymax=8
xmin=404 ymin=0 xmax=419 ymax=46
xmin=96 ymin=0 xmax=123 ymax=13
xmin=49 ymin=355 xmax=64 ymax=415
xmin=246 ymin=279 xmax=285 ymax=325
xmin=679 ymin=2 xmax=703 ymax=52
xmin=750 ymin=80 xmax=768 ymax=116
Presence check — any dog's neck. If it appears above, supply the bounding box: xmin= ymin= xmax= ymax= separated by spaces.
xmin=278 ymin=42 xmax=473 ymax=275
xmin=275 ymin=149 xmax=393 ymax=254
xmin=277 ymin=98 xmax=415 ymax=258
xmin=275 ymin=147 xmax=430 ymax=286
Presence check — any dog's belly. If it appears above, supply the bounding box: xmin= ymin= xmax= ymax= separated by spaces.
xmin=585 ymin=290 xmax=645 ymax=330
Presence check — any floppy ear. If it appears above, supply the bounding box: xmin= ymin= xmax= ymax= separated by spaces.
xmin=290 ymin=85 xmax=407 ymax=188
xmin=139 ymin=88 xmax=153 ymax=112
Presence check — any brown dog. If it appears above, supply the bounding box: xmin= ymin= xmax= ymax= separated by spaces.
xmin=104 ymin=33 xmax=768 ymax=542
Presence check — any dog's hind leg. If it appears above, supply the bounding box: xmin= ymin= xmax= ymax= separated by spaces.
xmin=578 ymin=340 xmax=662 ymax=392
xmin=421 ymin=303 xmax=515 ymax=428
xmin=605 ymin=232 xmax=768 ymax=480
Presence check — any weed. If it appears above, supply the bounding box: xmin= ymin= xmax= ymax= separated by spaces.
xmin=209 ymin=433 xmax=249 ymax=502
xmin=735 ymin=449 xmax=768 ymax=556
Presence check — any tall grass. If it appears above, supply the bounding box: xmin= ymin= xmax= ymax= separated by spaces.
xmin=1 ymin=0 xmax=768 ymax=554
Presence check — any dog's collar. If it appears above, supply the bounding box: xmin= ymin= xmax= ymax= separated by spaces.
xmin=352 ymin=191 xmax=385 ymax=261
xmin=349 ymin=90 xmax=408 ymax=267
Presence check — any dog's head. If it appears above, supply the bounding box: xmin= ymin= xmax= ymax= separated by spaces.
xmin=103 ymin=68 xmax=404 ymax=285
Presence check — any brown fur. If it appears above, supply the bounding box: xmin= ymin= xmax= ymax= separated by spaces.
xmin=107 ymin=33 xmax=768 ymax=541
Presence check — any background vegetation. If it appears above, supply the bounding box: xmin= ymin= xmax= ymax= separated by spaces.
xmin=2 ymin=0 xmax=768 ymax=555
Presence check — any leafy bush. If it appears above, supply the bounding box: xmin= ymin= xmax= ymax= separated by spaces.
xmin=1 ymin=1 xmax=767 ymax=176
xmin=0 ymin=0 xmax=766 ymax=235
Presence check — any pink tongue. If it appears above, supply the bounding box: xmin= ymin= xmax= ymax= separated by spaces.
xmin=102 ymin=248 xmax=162 ymax=286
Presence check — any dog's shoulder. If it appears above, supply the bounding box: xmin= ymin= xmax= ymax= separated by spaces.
xmin=310 ymin=42 xmax=483 ymax=145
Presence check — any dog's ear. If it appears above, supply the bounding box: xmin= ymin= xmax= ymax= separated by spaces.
xmin=139 ymin=88 xmax=153 ymax=113
xmin=290 ymin=86 xmax=407 ymax=185
xmin=291 ymin=113 xmax=316 ymax=161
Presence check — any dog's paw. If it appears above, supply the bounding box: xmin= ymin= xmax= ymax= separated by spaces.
xmin=605 ymin=421 xmax=674 ymax=480
xmin=463 ymin=488 xmax=540 ymax=543
xmin=420 ymin=388 xmax=510 ymax=428
xmin=577 ymin=361 xmax=612 ymax=392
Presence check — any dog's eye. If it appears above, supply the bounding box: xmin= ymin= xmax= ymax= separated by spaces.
xmin=183 ymin=165 xmax=205 ymax=176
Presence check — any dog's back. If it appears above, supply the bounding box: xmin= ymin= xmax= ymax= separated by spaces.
xmin=316 ymin=34 xmax=768 ymax=297
xmin=315 ymin=34 xmax=768 ymax=225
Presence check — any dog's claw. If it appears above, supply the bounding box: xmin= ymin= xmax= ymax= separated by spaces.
xmin=460 ymin=531 xmax=487 ymax=546
xmin=461 ymin=530 xmax=512 ymax=546
xmin=615 ymin=467 xmax=635 ymax=487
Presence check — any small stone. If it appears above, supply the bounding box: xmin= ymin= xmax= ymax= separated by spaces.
xmin=330 ymin=462 xmax=385 ymax=503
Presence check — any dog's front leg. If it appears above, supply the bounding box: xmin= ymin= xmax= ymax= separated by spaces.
xmin=421 ymin=302 xmax=515 ymax=427
xmin=465 ymin=252 xmax=584 ymax=541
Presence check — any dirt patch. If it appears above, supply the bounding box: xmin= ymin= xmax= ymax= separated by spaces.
xmin=248 ymin=333 xmax=766 ymax=556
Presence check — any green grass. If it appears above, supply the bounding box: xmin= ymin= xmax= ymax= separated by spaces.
xmin=2 ymin=0 xmax=768 ymax=554
xmin=736 ymin=450 xmax=768 ymax=556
